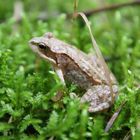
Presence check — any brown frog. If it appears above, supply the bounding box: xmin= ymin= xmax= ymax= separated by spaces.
xmin=29 ymin=32 xmax=118 ymax=112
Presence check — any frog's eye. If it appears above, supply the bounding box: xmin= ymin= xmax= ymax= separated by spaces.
xmin=38 ymin=42 xmax=46 ymax=50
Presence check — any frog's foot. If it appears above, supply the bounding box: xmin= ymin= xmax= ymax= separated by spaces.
xmin=80 ymin=85 xmax=118 ymax=112
xmin=69 ymin=92 xmax=78 ymax=99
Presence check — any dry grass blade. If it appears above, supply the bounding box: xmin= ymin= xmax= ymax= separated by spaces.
xmin=74 ymin=12 xmax=114 ymax=103
xmin=105 ymin=101 xmax=126 ymax=132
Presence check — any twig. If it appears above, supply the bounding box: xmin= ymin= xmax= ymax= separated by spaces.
xmin=13 ymin=1 xmax=23 ymax=23
xmin=84 ymin=0 xmax=140 ymax=17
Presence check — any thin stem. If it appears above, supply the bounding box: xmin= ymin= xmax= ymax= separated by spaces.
xmin=84 ymin=0 xmax=140 ymax=17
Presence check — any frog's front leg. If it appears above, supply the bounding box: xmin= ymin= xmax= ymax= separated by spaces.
xmin=53 ymin=66 xmax=78 ymax=99
xmin=53 ymin=65 xmax=65 ymax=85
xmin=80 ymin=85 xmax=118 ymax=112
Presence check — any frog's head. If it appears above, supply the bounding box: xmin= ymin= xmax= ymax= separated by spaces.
xmin=29 ymin=32 xmax=57 ymax=64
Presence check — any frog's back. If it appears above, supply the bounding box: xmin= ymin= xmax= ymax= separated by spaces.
xmin=47 ymin=36 xmax=110 ymax=86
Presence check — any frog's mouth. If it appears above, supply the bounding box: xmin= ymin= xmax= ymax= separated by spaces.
xmin=29 ymin=40 xmax=56 ymax=65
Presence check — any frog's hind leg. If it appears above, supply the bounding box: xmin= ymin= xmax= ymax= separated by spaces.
xmin=80 ymin=85 xmax=117 ymax=113
xmin=81 ymin=91 xmax=110 ymax=112
xmin=88 ymin=102 xmax=110 ymax=112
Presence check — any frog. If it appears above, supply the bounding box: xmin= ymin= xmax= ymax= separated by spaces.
xmin=29 ymin=32 xmax=118 ymax=112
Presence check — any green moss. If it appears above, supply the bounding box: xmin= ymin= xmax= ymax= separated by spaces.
xmin=0 ymin=0 xmax=140 ymax=139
